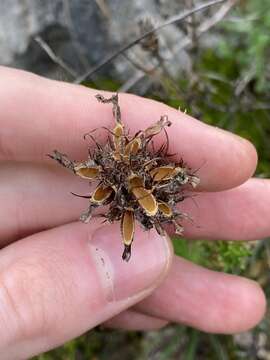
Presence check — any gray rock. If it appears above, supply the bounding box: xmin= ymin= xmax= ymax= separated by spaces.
xmin=0 ymin=0 xmax=191 ymax=84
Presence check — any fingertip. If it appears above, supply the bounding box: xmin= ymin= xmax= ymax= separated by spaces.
xmin=195 ymin=130 xmax=258 ymax=192
xmin=237 ymin=279 xmax=266 ymax=332
xmin=234 ymin=136 xmax=258 ymax=187
xmin=207 ymin=276 xmax=266 ymax=334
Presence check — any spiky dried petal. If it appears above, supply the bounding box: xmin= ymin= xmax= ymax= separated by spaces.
xmin=121 ymin=210 xmax=135 ymax=246
xmin=158 ymin=202 xmax=173 ymax=217
xmin=74 ymin=165 xmax=101 ymax=179
xmin=150 ymin=166 xmax=180 ymax=182
xmin=129 ymin=175 xmax=158 ymax=216
xmin=91 ymin=185 xmax=114 ymax=204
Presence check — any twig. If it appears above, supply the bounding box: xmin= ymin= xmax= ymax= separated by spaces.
xmin=34 ymin=36 xmax=78 ymax=78
xmin=74 ymin=0 xmax=227 ymax=84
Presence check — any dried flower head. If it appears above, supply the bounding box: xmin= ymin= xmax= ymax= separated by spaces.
xmin=49 ymin=94 xmax=199 ymax=261
xmin=138 ymin=16 xmax=159 ymax=53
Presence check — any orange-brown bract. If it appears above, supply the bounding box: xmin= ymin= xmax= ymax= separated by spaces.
xmin=49 ymin=94 xmax=200 ymax=261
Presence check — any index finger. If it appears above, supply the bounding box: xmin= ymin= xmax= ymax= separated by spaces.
xmin=0 ymin=66 xmax=257 ymax=191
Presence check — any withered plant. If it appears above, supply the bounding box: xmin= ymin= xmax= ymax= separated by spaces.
xmin=49 ymin=94 xmax=199 ymax=261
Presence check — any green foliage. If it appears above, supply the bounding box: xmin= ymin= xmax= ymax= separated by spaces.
xmin=219 ymin=0 xmax=270 ymax=93
xmin=173 ymin=238 xmax=251 ymax=274
xmin=35 ymin=330 xmax=142 ymax=360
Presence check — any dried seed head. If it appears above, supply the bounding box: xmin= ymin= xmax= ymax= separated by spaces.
xmin=49 ymin=94 xmax=200 ymax=261
xmin=138 ymin=16 xmax=159 ymax=53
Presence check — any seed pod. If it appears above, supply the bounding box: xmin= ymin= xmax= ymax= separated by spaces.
xmin=158 ymin=202 xmax=173 ymax=217
xmin=129 ymin=175 xmax=158 ymax=216
xmin=74 ymin=164 xmax=101 ymax=179
xmin=150 ymin=166 xmax=180 ymax=182
xmin=121 ymin=210 xmax=135 ymax=246
xmin=91 ymin=184 xmax=114 ymax=204
xmin=113 ymin=122 xmax=124 ymax=161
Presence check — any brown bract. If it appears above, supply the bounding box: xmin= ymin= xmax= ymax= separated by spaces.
xmin=49 ymin=94 xmax=200 ymax=261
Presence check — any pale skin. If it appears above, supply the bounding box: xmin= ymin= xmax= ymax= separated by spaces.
xmin=0 ymin=66 xmax=267 ymax=359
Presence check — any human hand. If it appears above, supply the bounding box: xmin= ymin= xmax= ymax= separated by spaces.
xmin=0 ymin=67 xmax=267 ymax=359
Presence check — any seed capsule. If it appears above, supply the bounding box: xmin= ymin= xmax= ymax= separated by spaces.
xmin=91 ymin=185 xmax=114 ymax=204
xmin=113 ymin=122 xmax=124 ymax=160
xmin=150 ymin=166 xmax=180 ymax=182
xmin=121 ymin=210 xmax=135 ymax=246
xmin=74 ymin=164 xmax=101 ymax=179
xmin=129 ymin=175 xmax=158 ymax=216
xmin=158 ymin=202 xmax=173 ymax=217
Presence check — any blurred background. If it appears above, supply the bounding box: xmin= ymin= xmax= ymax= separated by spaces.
xmin=1 ymin=0 xmax=269 ymax=358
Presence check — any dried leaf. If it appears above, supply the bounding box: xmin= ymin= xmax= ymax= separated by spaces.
xmin=121 ymin=210 xmax=135 ymax=246
xmin=129 ymin=175 xmax=158 ymax=216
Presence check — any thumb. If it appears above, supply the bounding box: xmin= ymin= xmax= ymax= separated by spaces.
xmin=0 ymin=221 xmax=172 ymax=359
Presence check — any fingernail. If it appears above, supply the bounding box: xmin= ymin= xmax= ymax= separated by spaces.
xmin=89 ymin=224 xmax=172 ymax=302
